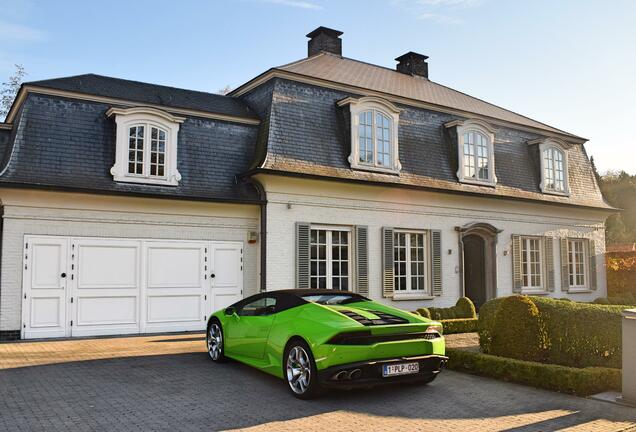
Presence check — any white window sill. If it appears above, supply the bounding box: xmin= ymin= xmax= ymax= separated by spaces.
xmin=392 ymin=294 xmax=435 ymax=301
xmin=113 ymin=175 xmax=179 ymax=187
xmin=350 ymin=163 xmax=401 ymax=176
xmin=542 ymin=188 xmax=570 ymax=197
xmin=521 ymin=289 xmax=548 ymax=296
xmin=458 ymin=178 xmax=497 ymax=188
xmin=567 ymin=288 xmax=592 ymax=294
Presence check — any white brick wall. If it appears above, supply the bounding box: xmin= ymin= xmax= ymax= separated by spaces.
xmin=0 ymin=190 xmax=261 ymax=331
xmin=259 ymin=176 xmax=608 ymax=311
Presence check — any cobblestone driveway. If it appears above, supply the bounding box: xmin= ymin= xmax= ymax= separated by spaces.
xmin=1 ymin=334 xmax=635 ymax=432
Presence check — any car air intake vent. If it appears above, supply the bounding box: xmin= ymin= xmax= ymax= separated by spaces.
xmin=339 ymin=310 xmax=409 ymax=326
xmin=328 ymin=331 xmax=440 ymax=345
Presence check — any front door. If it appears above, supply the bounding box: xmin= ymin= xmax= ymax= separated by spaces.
xmin=463 ymin=234 xmax=487 ymax=309
xmin=23 ymin=237 xmax=70 ymax=338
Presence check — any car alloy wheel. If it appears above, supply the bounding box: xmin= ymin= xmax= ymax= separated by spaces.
xmin=207 ymin=323 xmax=223 ymax=361
xmin=286 ymin=345 xmax=312 ymax=395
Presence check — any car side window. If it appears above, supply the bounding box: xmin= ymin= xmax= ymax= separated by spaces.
xmin=237 ymin=296 xmax=277 ymax=317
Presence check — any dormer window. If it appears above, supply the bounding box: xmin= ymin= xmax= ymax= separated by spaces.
xmin=445 ymin=119 xmax=497 ymax=186
xmin=543 ymin=146 xmax=566 ymax=193
xmin=107 ymin=107 xmax=184 ymax=186
xmin=529 ymin=138 xmax=570 ymax=195
xmin=338 ymin=96 xmax=402 ymax=174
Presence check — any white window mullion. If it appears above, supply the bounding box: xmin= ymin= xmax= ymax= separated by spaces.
xmin=326 ymin=232 xmax=333 ymax=290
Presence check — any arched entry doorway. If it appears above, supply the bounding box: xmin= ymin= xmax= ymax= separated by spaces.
xmin=456 ymin=223 xmax=502 ymax=309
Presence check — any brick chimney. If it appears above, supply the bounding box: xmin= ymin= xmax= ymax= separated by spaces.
xmin=306 ymin=26 xmax=343 ymax=57
xmin=395 ymin=52 xmax=429 ymax=79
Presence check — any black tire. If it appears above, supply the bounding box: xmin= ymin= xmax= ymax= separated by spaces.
xmin=206 ymin=320 xmax=227 ymax=363
xmin=283 ymin=339 xmax=322 ymax=399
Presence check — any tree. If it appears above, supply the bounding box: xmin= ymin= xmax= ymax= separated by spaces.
xmin=0 ymin=64 xmax=27 ymax=120
xmin=600 ymin=170 xmax=636 ymax=244
xmin=216 ymin=85 xmax=232 ymax=95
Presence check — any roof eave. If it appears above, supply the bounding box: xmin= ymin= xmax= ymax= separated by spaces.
xmin=243 ymin=167 xmax=617 ymax=213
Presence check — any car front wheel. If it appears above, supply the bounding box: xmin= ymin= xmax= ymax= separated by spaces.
xmin=207 ymin=321 xmax=226 ymax=362
xmin=284 ymin=339 xmax=321 ymax=399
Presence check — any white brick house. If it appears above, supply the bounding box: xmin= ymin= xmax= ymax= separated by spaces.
xmin=0 ymin=27 xmax=613 ymax=340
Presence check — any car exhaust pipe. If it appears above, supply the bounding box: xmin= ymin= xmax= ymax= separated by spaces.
xmin=348 ymin=369 xmax=362 ymax=380
xmin=334 ymin=371 xmax=349 ymax=381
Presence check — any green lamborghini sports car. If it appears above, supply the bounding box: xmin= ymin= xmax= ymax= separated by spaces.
xmin=206 ymin=289 xmax=447 ymax=399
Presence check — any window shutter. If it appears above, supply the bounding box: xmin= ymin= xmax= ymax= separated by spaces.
xmin=382 ymin=227 xmax=394 ymax=298
xmin=356 ymin=226 xmax=369 ymax=295
xmin=560 ymin=238 xmax=570 ymax=291
xmin=430 ymin=230 xmax=442 ymax=296
xmin=588 ymin=239 xmax=597 ymax=290
xmin=296 ymin=222 xmax=310 ymax=289
xmin=512 ymin=235 xmax=522 ymax=293
xmin=543 ymin=237 xmax=555 ymax=292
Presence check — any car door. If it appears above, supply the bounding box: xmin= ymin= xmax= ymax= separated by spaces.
xmin=224 ymin=295 xmax=278 ymax=360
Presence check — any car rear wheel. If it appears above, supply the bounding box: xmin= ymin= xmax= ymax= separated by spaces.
xmin=207 ymin=321 xmax=226 ymax=362
xmin=284 ymin=340 xmax=321 ymax=399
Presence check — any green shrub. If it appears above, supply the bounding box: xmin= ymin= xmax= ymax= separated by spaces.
xmin=440 ymin=318 xmax=478 ymax=334
xmin=530 ymin=296 xmax=624 ymax=368
xmin=489 ymin=296 xmax=547 ymax=362
xmin=416 ymin=307 xmax=431 ymax=319
xmin=477 ymin=297 xmax=506 ymax=353
xmin=446 ymin=348 xmax=621 ymax=396
xmin=593 ymin=297 xmax=611 ymax=305
xmin=428 ymin=297 xmax=477 ymax=320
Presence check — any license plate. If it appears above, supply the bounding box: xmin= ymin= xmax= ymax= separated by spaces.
xmin=382 ymin=362 xmax=419 ymax=377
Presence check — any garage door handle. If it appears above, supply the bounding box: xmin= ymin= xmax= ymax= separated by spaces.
xmin=210 ymin=273 xmax=216 ymax=278
xmin=61 ymin=273 xmax=67 ymax=278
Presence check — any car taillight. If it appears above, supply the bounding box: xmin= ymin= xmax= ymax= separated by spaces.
xmin=425 ymin=325 xmax=443 ymax=335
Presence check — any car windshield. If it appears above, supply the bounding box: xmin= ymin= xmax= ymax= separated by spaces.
xmin=301 ymin=294 xmax=366 ymax=305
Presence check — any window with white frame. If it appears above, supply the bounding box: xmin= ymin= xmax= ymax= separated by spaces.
xmin=394 ymin=231 xmax=430 ymax=296
xmin=543 ymin=146 xmax=566 ymax=193
xmin=337 ymin=96 xmax=402 ymax=174
xmin=568 ymin=239 xmax=587 ymax=288
xmin=107 ymin=107 xmax=184 ymax=186
xmin=532 ymin=138 xmax=570 ymax=195
xmin=521 ymin=237 xmax=543 ymax=290
xmin=310 ymin=226 xmax=351 ymax=290
xmin=445 ymin=119 xmax=497 ymax=186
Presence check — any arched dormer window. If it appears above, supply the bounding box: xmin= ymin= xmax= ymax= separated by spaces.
xmin=107 ymin=107 xmax=185 ymax=186
xmin=529 ymin=138 xmax=570 ymax=195
xmin=445 ymin=119 xmax=497 ymax=186
xmin=337 ymin=96 xmax=402 ymax=174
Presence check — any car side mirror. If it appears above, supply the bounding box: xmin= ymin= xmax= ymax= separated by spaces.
xmin=224 ymin=306 xmax=236 ymax=316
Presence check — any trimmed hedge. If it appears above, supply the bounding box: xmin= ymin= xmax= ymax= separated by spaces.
xmin=440 ymin=318 xmax=478 ymax=334
xmin=428 ymin=297 xmax=477 ymax=320
xmin=479 ymin=296 xmax=625 ymax=368
xmin=446 ymin=348 xmax=622 ymax=396
xmin=414 ymin=308 xmax=432 ymax=319
xmin=490 ymin=296 xmax=547 ymax=362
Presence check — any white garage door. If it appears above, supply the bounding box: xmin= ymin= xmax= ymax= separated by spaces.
xmin=22 ymin=236 xmax=243 ymax=339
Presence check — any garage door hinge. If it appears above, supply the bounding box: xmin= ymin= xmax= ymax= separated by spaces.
xmin=204 ymin=295 xmax=207 ymax=300
xmin=24 ymin=293 xmax=26 ymax=299
xmin=70 ymin=320 xmax=73 ymax=326
xmin=204 ymin=315 xmax=206 ymax=321
xmin=23 ymin=324 xmax=26 ymax=329
xmin=70 ymin=297 xmax=73 ymax=303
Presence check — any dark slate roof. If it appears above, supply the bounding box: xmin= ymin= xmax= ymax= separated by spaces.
xmin=237 ymin=52 xmax=584 ymax=141
xmin=26 ymin=74 xmax=258 ymax=120
xmin=240 ymin=78 xmax=611 ymax=210
xmin=0 ymin=93 xmax=262 ymax=203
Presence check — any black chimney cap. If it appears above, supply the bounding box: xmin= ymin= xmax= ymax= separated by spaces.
xmin=395 ymin=51 xmax=429 ymax=62
xmin=306 ymin=26 xmax=343 ymax=39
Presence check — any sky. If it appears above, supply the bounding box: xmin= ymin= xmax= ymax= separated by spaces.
xmin=1 ymin=0 xmax=635 ymax=174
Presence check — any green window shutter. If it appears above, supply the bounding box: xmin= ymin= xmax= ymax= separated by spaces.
xmin=588 ymin=239 xmax=597 ymax=290
xmin=543 ymin=237 xmax=555 ymax=292
xmin=355 ymin=226 xmax=369 ymax=295
xmin=431 ymin=230 xmax=442 ymax=296
xmin=382 ymin=227 xmax=394 ymax=298
xmin=296 ymin=222 xmax=310 ymax=289
xmin=560 ymin=238 xmax=570 ymax=291
xmin=512 ymin=235 xmax=522 ymax=293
